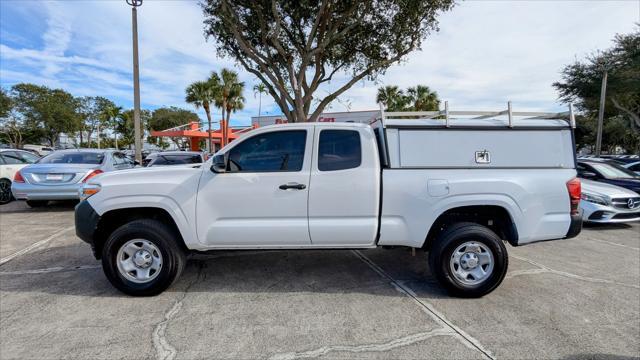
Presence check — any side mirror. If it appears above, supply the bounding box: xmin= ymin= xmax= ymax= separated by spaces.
xmin=581 ymin=171 xmax=598 ymax=179
xmin=210 ymin=154 xmax=227 ymax=173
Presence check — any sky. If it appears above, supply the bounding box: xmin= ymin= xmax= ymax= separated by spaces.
xmin=1 ymin=0 xmax=638 ymax=128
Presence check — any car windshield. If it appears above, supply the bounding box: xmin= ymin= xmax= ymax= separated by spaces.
xmin=38 ymin=152 xmax=105 ymax=165
xmin=590 ymin=162 xmax=639 ymax=179
xmin=152 ymin=154 xmax=201 ymax=165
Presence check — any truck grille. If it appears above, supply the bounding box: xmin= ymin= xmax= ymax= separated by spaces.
xmin=611 ymin=197 xmax=640 ymax=210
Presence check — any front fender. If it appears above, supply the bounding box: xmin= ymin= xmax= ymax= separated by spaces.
xmin=88 ymin=194 xmax=198 ymax=248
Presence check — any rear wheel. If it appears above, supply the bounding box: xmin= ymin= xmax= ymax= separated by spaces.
xmin=26 ymin=200 xmax=48 ymax=208
xmin=0 ymin=179 xmax=12 ymax=205
xmin=102 ymin=219 xmax=186 ymax=296
xmin=429 ymin=222 xmax=508 ymax=298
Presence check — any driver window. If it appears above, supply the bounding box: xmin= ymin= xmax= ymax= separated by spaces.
xmin=227 ymin=130 xmax=306 ymax=172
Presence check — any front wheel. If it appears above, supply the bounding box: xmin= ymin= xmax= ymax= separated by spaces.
xmin=429 ymin=222 xmax=508 ymax=298
xmin=102 ymin=219 xmax=186 ymax=296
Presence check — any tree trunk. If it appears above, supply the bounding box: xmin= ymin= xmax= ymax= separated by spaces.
xmin=258 ymin=93 xmax=262 ymax=118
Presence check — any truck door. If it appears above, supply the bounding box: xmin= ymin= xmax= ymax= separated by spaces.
xmin=308 ymin=128 xmax=380 ymax=246
xmin=195 ymin=128 xmax=313 ymax=246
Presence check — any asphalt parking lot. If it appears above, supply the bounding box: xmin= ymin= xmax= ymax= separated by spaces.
xmin=0 ymin=201 xmax=638 ymax=360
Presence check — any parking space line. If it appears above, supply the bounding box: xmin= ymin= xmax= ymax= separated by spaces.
xmin=351 ymin=250 xmax=495 ymax=360
xmin=0 ymin=264 xmax=101 ymax=275
xmin=0 ymin=225 xmax=75 ymax=266
xmin=511 ymin=254 xmax=640 ymax=289
xmin=584 ymin=238 xmax=639 ymax=251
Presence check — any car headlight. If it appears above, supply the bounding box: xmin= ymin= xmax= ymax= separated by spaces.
xmin=79 ymin=183 xmax=101 ymax=201
xmin=580 ymin=192 xmax=609 ymax=206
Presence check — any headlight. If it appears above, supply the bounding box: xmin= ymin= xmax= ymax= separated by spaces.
xmin=580 ymin=192 xmax=609 ymax=206
xmin=79 ymin=183 xmax=101 ymax=201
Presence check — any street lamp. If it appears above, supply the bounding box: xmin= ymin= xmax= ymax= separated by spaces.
xmin=126 ymin=0 xmax=143 ymax=163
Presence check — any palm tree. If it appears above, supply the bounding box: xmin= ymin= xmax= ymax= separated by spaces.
xmin=376 ymin=86 xmax=405 ymax=111
xmin=253 ymin=83 xmax=267 ymax=118
xmin=215 ymin=68 xmax=245 ymax=145
xmin=406 ymin=85 xmax=440 ymax=111
xmin=185 ymin=76 xmax=219 ymax=153
xmin=103 ymin=105 xmax=123 ymax=149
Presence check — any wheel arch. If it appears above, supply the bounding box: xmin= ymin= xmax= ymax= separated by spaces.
xmin=423 ymin=204 xmax=519 ymax=250
xmin=93 ymin=207 xmax=189 ymax=259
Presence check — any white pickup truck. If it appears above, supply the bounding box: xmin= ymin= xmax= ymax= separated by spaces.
xmin=75 ymin=107 xmax=582 ymax=297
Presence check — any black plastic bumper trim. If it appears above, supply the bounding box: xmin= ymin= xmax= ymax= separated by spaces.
xmin=75 ymin=200 xmax=100 ymax=249
xmin=565 ymin=210 xmax=583 ymax=239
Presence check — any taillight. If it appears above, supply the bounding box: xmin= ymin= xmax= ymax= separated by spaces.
xmin=13 ymin=171 xmax=25 ymax=183
xmin=82 ymin=169 xmax=103 ymax=183
xmin=566 ymin=177 xmax=581 ymax=215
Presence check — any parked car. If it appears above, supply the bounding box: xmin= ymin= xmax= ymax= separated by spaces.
xmin=11 ymin=149 xmax=135 ymax=207
xmin=75 ymin=110 xmax=582 ymax=297
xmin=143 ymin=151 xmax=204 ymax=167
xmin=0 ymin=149 xmax=40 ymax=204
xmin=622 ymin=161 xmax=640 ymax=175
xmin=577 ymin=159 xmax=640 ymax=194
xmin=22 ymin=144 xmax=54 ymax=156
xmin=580 ymin=179 xmax=640 ymax=223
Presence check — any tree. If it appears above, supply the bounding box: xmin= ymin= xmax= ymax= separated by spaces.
xmin=215 ymin=68 xmax=245 ymax=145
xmin=0 ymin=89 xmax=11 ymax=119
xmin=376 ymin=85 xmax=405 ymax=111
xmin=406 ymin=85 xmax=439 ymax=111
xmin=186 ymin=76 xmax=219 ymax=152
xmin=149 ymin=107 xmax=200 ymax=149
xmin=253 ymin=83 xmax=268 ymax=117
xmin=101 ymin=104 xmax=123 ymax=149
xmin=117 ymin=109 xmax=151 ymax=149
xmin=376 ymin=84 xmax=440 ymax=112
xmin=10 ymin=83 xmax=80 ymax=147
xmin=554 ymin=27 xmax=639 ymax=133
xmin=202 ymin=0 xmax=454 ymax=123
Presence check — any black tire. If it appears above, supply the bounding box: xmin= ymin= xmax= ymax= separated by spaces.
xmin=429 ymin=222 xmax=508 ymax=298
xmin=101 ymin=219 xmax=186 ymax=296
xmin=26 ymin=200 xmax=48 ymax=208
xmin=0 ymin=179 xmax=13 ymax=205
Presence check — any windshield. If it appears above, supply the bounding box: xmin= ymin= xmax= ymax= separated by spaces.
xmin=38 ymin=152 xmax=105 ymax=165
xmin=151 ymin=154 xmax=202 ymax=166
xmin=591 ymin=162 xmax=639 ymax=179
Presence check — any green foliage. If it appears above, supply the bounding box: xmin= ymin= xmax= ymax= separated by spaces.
xmin=149 ymin=107 xmax=199 ymax=131
xmin=201 ymin=0 xmax=454 ymax=122
xmin=0 ymin=89 xmax=12 ymax=119
xmin=10 ymin=83 xmax=81 ymax=146
xmin=554 ymin=26 xmax=639 ymax=153
xmin=116 ymin=109 xmax=151 ymax=148
xmin=377 ymin=85 xmax=440 ymax=112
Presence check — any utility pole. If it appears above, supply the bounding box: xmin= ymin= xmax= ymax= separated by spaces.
xmin=595 ymin=69 xmax=608 ymax=157
xmin=127 ymin=0 xmax=143 ymax=163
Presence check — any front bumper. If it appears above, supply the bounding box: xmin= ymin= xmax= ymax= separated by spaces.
xmin=580 ymin=200 xmax=640 ymax=223
xmin=75 ymin=200 xmax=101 ymax=257
xmin=12 ymin=181 xmax=83 ymax=201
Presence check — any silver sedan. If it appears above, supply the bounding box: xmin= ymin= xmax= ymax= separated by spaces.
xmin=11 ymin=149 xmax=135 ymax=207
xmin=580 ymin=179 xmax=640 ymax=223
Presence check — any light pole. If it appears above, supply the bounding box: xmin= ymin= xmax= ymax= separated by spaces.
xmin=127 ymin=0 xmax=143 ymax=163
xmin=595 ymin=69 xmax=608 ymax=157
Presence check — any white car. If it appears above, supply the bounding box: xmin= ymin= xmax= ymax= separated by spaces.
xmin=75 ymin=109 xmax=582 ymax=297
xmin=0 ymin=149 xmax=40 ymax=204
xmin=580 ymin=179 xmax=640 ymax=223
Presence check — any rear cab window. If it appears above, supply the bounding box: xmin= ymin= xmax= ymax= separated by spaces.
xmin=318 ymin=130 xmax=362 ymax=171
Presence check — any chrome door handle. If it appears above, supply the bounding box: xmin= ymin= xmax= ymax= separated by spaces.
xmin=279 ymin=183 xmax=306 ymax=190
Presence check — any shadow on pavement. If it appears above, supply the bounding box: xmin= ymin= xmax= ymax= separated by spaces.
xmin=0 ymin=200 xmax=78 ymax=214
xmin=0 ymin=246 xmax=450 ymax=299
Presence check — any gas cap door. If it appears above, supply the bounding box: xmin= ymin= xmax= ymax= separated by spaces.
xmin=428 ymin=179 xmax=450 ymax=197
